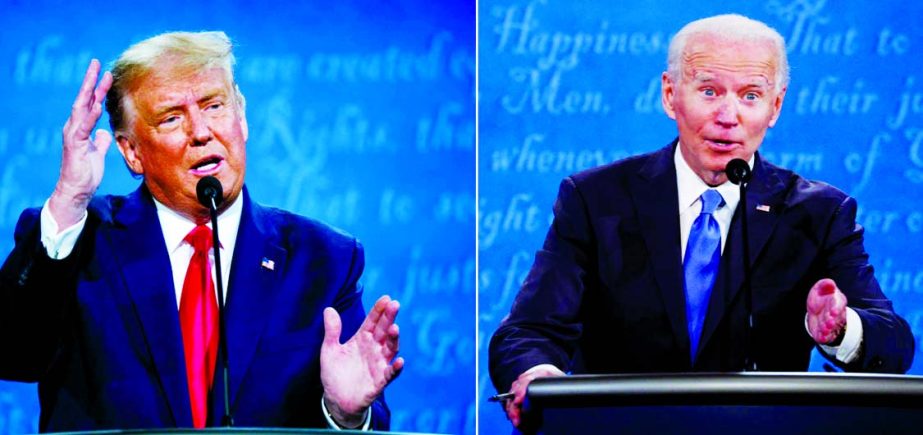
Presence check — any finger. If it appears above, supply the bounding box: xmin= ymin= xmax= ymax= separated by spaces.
xmin=512 ymin=384 xmax=526 ymax=407
xmin=510 ymin=386 xmax=525 ymax=427
xmin=806 ymin=279 xmax=835 ymax=314
xmin=72 ymin=59 xmax=102 ymax=118
xmin=93 ymin=71 xmax=113 ymax=106
xmin=504 ymin=392 xmax=522 ymax=426
xmin=384 ymin=323 xmax=400 ymax=355
xmin=505 ymin=401 xmax=519 ymax=425
xmin=373 ymin=299 xmax=400 ymax=341
xmin=806 ymin=287 xmax=822 ymax=314
xmin=322 ymin=307 xmax=342 ymax=347
xmin=832 ymin=290 xmax=848 ymax=314
xmin=390 ymin=356 xmax=405 ymax=379
xmin=77 ymin=92 xmax=108 ymax=138
xmin=360 ymin=295 xmax=390 ymax=333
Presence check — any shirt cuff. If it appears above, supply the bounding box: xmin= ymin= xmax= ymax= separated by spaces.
xmin=40 ymin=199 xmax=88 ymax=259
xmin=523 ymin=363 xmax=567 ymax=378
xmin=807 ymin=307 xmax=863 ymax=364
xmin=321 ymin=396 xmax=371 ymax=431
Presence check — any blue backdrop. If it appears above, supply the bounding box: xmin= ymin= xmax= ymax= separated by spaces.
xmin=0 ymin=1 xmax=474 ymax=433
xmin=478 ymin=0 xmax=923 ymax=433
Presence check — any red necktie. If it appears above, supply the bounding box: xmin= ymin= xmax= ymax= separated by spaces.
xmin=179 ymin=224 xmax=219 ymax=428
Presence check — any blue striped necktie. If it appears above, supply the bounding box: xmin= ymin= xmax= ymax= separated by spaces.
xmin=684 ymin=189 xmax=725 ymax=363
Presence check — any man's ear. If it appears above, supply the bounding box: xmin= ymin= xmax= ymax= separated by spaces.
xmin=768 ymin=86 xmax=787 ymax=128
xmin=116 ymin=133 xmax=144 ymax=175
xmin=661 ymin=72 xmax=677 ymax=120
xmin=235 ymin=84 xmax=248 ymax=141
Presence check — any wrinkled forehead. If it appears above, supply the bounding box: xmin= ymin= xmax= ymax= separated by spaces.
xmin=681 ymin=33 xmax=779 ymax=85
xmin=120 ymin=65 xmax=236 ymax=126
xmin=137 ymin=57 xmax=232 ymax=89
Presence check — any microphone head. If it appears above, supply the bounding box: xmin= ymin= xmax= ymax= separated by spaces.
xmin=196 ymin=176 xmax=224 ymax=209
xmin=726 ymin=158 xmax=752 ymax=185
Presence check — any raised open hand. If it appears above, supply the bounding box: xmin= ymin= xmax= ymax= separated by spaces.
xmin=320 ymin=295 xmax=403 ymax=428
xmin=49 ymin=59 xmax=113 ymax=229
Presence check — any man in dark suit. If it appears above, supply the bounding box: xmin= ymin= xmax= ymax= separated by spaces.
xmin=489 ymin=14 xmax=915 ymax=429
xmin=0 ymin=31 xmax=402 ymax=431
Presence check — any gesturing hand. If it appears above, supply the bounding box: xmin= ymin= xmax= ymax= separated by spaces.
xmin=320 ymin=295 xmax=404 ymax=428
xmin=806 ymin=278 xmax=848 ymax=345
xmin=49 ymin=59 xmax=113 ymax=230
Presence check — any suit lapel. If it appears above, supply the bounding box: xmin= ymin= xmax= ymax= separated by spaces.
xmin=103 ymin=186 xmax=190 ymax=426
xmin=698 ymin=154 xmax=787 ymax=357
xmin=632 ymin=142 xmax=689 ymax=355
xmin=223 ymin=190 xmax=286 ymax=409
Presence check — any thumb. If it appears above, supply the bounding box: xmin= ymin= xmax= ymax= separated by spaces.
xmin=807 ymin=279 xmax=836 ymax=313
xmin=322 ymin=307 xmax=342 ymax=347
xmin=93 ymin=129 xmax=113 ymax=154
xmin=814 ymin=278 xmax=837 ymax=296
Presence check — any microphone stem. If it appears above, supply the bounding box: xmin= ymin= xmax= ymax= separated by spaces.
xmin=209 ymin=197 xmax=234 ymax=426
xmin=739 ymin=182 xmax=757 ymax=372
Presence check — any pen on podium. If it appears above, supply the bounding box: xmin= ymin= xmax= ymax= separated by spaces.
xmin=488 ymin=392 xmax=515 ymax=402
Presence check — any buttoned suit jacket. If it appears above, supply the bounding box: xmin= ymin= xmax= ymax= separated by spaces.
xmin=489 ymin=141 xmax=914 ymax=393
xmin=0 ymin=185 xmax=389 ymax=431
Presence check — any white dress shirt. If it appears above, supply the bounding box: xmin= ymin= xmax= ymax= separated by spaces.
xmin=674 ymin=146 xmax=742 ymax=260
xmin=153 ymin=197 xmax=241 ymax=307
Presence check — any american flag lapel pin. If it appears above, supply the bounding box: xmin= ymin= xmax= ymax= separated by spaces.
xmin=756 ymin=204 xmax=771 ymax=212
xmin=261 ymin=257 xmax=275 ymax=271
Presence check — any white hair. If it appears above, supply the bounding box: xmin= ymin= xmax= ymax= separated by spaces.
xmin=667 ymin=14 xmax=789 ymax=92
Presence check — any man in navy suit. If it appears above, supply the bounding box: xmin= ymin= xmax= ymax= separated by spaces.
xmin=489 ymin=14 xmax=915 ymax=429
xmin=0 ymin=31 xmax=402 ymax=431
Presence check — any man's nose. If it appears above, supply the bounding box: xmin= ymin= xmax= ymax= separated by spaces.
xmin=714 ymin=97 xmax=740 ymax=127
xmin=186 ymin=107 xmax=213 ymax=145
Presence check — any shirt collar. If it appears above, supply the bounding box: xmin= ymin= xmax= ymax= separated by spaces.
xmin=153 ymin=192 xmax=244 ymax=254
xmin=674 ymin=144 xmax=753 ymax=215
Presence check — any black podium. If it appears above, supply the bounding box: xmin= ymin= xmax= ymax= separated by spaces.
xmin=522 ymin=373 xmax=923 ymax=434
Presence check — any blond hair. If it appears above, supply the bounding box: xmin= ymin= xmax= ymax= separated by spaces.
xmin=667 ymin=14 xmax=789 ymax=92
xmin=105 ymin=31 xmax=244 ymax=132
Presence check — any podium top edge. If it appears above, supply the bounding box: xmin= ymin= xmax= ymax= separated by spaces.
xmin=526 ymin=372 xmax=923 ymax=408
xmin=46 ymin=429 xmax=448 ymax=435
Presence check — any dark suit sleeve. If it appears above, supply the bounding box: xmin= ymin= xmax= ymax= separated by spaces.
xmin=488 ymin=177 xmax=593 ymax=393
xmin=821 ymin=196 xmax=914 ymax=373
xmin=327 ymin=239 xmax=391 ymax=430
xmin=0 ymin=207 xmax=81 ymax=381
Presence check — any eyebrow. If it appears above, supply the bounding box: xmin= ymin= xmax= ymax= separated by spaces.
xmin=690 ymin=73 xmax=771 ymax=88
xmin=151 ymin=90 xmax=227 ymax=119
xmin=741 ymin=79 xmax=771 ymax=88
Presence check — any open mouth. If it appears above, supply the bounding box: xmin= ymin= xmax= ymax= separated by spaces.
xmin=190 ymin=156 xmax=223 ymax=174
xmin=706 ymin=139 xmax=739 ymax=150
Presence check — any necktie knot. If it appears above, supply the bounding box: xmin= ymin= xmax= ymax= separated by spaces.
xmin=184 ymin=224 xmax=213 ymax=253
xmin=700 ymin=189 xmax=724 ymax=215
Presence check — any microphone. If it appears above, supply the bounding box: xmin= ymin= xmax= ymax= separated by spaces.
xmin=726 ymin=158 xmax=752 ymax=185
xmin=725 ymin=159 xmax=757 ymax=372
xmin=194 ymin=176 xmax=234 ymax=426
xmin=196 ymin=175 xmax=224 ymax=210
